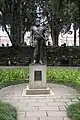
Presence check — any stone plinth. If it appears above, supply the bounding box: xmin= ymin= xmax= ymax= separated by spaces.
xmin=26 ymin=86 xmax=50 ymax=95
xmin=29 ymin=64 xmax=47 ymax=89
xmin=26 ymin=64 xmax=50 ymax=95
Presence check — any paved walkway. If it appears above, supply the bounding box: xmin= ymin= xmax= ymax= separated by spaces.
xmin=0 ymin=83 xmax=80 ymax=120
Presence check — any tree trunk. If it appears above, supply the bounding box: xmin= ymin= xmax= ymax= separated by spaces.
xmin=2 ymin=11 xmax=13 ymax=44
xmin=10 ymin=1 xmax=19 ymax=46
xmin=2 ymin=15 xmax=12 ymax=43
xmin=10 ymin=2 xmax=19 ymax=46
xmin=79 ymin=24 xmax=80 ymax=46
xmin=53 ymin=30 xmax=59 ymax=46
xmin=51 ymin=26 xmax=59 ymax=46
xmin=74 ymin=23 xmax=76 ymax=46
xmin=10 ymin=1 xmax=24 ymax=46
xmin=51 ymin=27 xmax=55 ymax=46
xmin=4 ymin=25 xmax=12 ymax=43
xmin=11 ymin=20 xmax=20 ymax=46
xmin=18 ymin=3 xmax=24 ymax=45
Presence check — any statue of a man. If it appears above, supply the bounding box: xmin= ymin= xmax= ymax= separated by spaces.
xmin=30 ymin=19 xmax=46 ymax=64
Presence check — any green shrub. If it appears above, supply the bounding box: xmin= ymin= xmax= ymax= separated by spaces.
xmin=67 ymin=102 xmax=80 ymax=120
xmin=0 ymin=101 xmax=17 ymax=120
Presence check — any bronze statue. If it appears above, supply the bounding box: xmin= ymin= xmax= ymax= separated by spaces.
xmin=30 ymin=19 xmax=46 ymax=64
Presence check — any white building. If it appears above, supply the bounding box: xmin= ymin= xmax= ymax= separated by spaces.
xmin=59 ymin=24 xmax=79 ymax=46
xmin=0 ymin=24 xmax=79 ymax=46
xmin=0 ymin=28 xmax=12 ymax=46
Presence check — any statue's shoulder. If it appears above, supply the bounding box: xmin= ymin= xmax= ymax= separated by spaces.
xmin=40 ymin=26 xmax=46 ymax=32
xmin=31 ymin=26 xmax=37 ymax=31
xmin=32 ymin=26 xmax=37 ymax=31
xmin=39 ymin=26 xmax=45 ymax=30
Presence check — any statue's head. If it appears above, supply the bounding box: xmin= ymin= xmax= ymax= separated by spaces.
xmin=35 ymin=19 xmax=40 ymax=27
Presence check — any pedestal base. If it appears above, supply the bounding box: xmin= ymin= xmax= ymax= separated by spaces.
xmin=22 ymin=86 xmax=55 ymax=96
xmin=26 ymin=86 xmax=50 ymax=95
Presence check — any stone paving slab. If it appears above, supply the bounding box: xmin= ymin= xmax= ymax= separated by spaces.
xmin=47 ymin=101 xmax=67 ymax=106
xmin=26 ymin=111 xmax=47 ymax=117
xmin=47 ymin=111 xmax=67 ymax=117
xmin=40 ymin=116 xmax=63 ymax=120
xmin=63 ymin=117 xmax=71 ymax=120
xmin=0 ymin=83 xmax=80 ymax=120
xmin=18 ymin=106 xmax=38 ymax=112
xmin=38 ymin=106 xmax=59 ymax=111
xmin=59 ymin=105 xmax=67 ymax=111
xmin=17 ymin=117 xmax=38 ymax=120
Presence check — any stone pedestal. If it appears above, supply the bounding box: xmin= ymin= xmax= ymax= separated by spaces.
xmin=26 ymin=64 xmax=50 ymax=95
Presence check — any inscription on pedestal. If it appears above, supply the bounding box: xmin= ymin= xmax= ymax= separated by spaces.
xmin=34 ymin=71 xmax=42 ymax=81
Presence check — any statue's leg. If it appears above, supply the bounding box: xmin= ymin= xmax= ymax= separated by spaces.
xmin=36 ymin=40 xmax=40 ymax=63
xmin=33 ymin=42 xmax=38 ymax=61
xmin=40 ymin=39 xmax=44 ymax=63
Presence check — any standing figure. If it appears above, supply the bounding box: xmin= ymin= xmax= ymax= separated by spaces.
xmin=30 ymin=19 xmax=46 ymax=64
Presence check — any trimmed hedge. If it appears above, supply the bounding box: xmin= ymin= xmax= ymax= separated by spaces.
xmin=0 ymin=46 xmax=80 ymax=66
xmin=67 ymin=102 xmax=80 ymax=120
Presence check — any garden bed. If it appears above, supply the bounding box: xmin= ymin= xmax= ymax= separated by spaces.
xmin=0 ymin=68 xmax=80 ymax=91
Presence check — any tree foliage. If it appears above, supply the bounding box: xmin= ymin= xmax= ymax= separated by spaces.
xmin=0 ymin=0 xmax=37 ymax=46
xmin=35 ymin=0 xmax=72 ymax=46
xmin=0 ymin=0 xmax=80 ymax=46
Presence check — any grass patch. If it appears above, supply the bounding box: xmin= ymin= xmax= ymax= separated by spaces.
xmin=0 ymin=101 xmax=17 ymax=120
xmin=47 ymin=68 xmax=80 ymax=90
xmin=67 ymin=102 xmax=80 ymax=120
xmin=0 ymin=68 xmax=29 ymax=89
xmin=0 ymin=68 xmax=80 ymax=91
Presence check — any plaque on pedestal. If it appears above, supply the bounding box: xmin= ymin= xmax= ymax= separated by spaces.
xmin=34 ymin=71 xmax=42 ymax=81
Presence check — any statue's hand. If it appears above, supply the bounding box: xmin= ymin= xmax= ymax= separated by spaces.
xmin=46 ymin=38 xmax=49 ymax=41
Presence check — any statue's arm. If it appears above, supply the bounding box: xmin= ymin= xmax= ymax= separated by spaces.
xmin=29 ymin=28 xmax=34 ymax=46
xmin=43 ymin=27 xmax=49 ymax=41
xmin=30 ymin=27 xmax=34 ymax=39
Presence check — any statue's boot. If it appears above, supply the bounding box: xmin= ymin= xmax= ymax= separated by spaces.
xmin=39 ymin=60 xmax=44 ymax=64
xmin=31 ymin=60 xmax=36 ymax=65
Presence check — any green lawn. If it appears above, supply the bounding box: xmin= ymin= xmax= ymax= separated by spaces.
xmin=47 ymin=68 xmax=80 ymax=90
xmin=0 ymin=68 xmax=29 ymax=89
xmin=0 ymin=101 xmax=17 ymax=120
